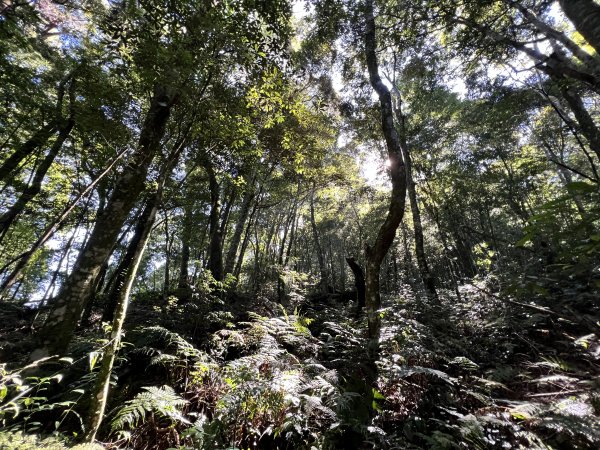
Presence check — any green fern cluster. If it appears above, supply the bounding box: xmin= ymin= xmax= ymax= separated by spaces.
xmin=111 ymin=385 xmax=189 ymax=433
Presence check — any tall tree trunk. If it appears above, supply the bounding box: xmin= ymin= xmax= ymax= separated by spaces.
xmin=285 ymin=205 xmax=299 ymax=266
xmin=178 ymin=241 xmax=190 ymax=289
xmin=310 ymin=189 xmax=328 ymax=293
xmin=0 ymin=122 xmax=57 ymax=184
xmin=31 ymin=85 xmax=177 ymax=359
xmin=102 ymin=194 xmax=160 ymax=322
xmin=0 ymin=119 xmax=74 ymax=241
xmin=277 ymin=200 xmax=297 ymax=300
xmin=177 ymin=199 xmax=194 ymax=290
xmin=233 ymin=201 xmax=259 ymax=281
xmin=0 ymin=69 xmax=74 ymax=185
xmin=400 ymin=221 xmax=415 ymax=282
xmin=219 ymin=186 xmax=236 ymax=247
xmin=559 ymin=0 xmax=600 ymax=56
xmin=224 ymin=185 xmax=255 ymax=276
xmin=404 ymin=150 xmax=438 ymax=302
xmin=560 ymin=84 xmax=600 ymax=162
xmin=346 ymin=257 xmax=365 ymax=310
xmin=388 ymin=59 xmax=437 ymax=302
xmin=363 ymin=0 xmax=408 ymax=340
xmin=0 ymin=147 xmax=128 ymax=296
xmin=163 ymin=209 xmax=172 ymax=297
xmin=203 ymin=158 xmax=223 ymax=281
xmin=83 ymin=187 xmax=159 ymax=443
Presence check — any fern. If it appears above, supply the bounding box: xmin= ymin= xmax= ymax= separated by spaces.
xmin=111 ymin=385 xmax=189 ymax=433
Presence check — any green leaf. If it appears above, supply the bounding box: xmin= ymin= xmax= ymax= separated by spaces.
xmin=566 ymin=181 xmax=597 ymax=193
xmin=89 ymin=351 xmax=102 ymax=372
xmin=372 ymin=388 xmax=385 ymax=400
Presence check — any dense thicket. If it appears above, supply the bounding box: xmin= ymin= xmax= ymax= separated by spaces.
xmin=0 ymin=0 xmax=599 ymax=449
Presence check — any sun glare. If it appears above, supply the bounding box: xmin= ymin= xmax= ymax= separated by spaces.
xmin=359 ymin=152 xmax=390 ymax=189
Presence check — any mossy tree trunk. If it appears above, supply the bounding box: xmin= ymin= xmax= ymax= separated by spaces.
xmin=559 ymin=0 xmax=600 ymax=56
xmin=31 ymin=85 xmax=177 ymax=359
xmin=83 ymin=188 xmax=160 ymax=443
xmin=363 ymin=0 xmax=408 ymax=341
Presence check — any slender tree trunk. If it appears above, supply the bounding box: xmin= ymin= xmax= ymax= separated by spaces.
xmin=224 ymin=186 xmax=255 ymax=276
xmin=203 ymin=158 xmax=223 ymax=281
xmin=102 ymin=194 xmax=160 ymax=322
xmin=177 ymin=199 xmax=193 ymax=290
xmin=451 ymin=227 xmax=477 ymax=279
xmin=219 ymin=186 xmax=236 ymax=247
xmin=163 ymin=209 xmax=172 ymax=296
xmin=233 ymin=202 xmax=259 ymax=281
xmin=389 ymin=62 xmax=437 ymax=301
xmin=285 ymin=205 xmax=299 ymax=266
xmin=346 ymin=257 xmax=365 ymax=310
xmin=31 ymin=85 xmax=177 ymax=359
xmin=328 ymin=237 xmax=336 ymax=292
xmin=339 ymin=240 xmax=347 ymax=291
xmin=83 ymin=189 xmax=159 ymax=443
xmin=178 ymin=241 xmax=190 ymax=289
xmin=0 ymin=120 xmax=74 ymax=241
xmin=0 ymin=147 xmax=128 ymax=296
xmin=559 ymin=84 xmax=600 ymax=162
xmin=559 ymin=0 xmax=600 ymax=56
xmin=400 ymin=221 xmax=415 ymax=282
xmin=310 ymin=189 xmax=328 ymax=293
xmin=277 ymin=200 xmax=297 ymax=300
xmin=0 ymin=122 xmax=57 ymax=184
xmin=363 ymin=0 xmax=408 ymax=340
xmin=404 ymin=152 xmax=437 ymax=302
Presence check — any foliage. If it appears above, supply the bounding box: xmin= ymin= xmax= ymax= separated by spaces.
xmin=0 ymin=431 xmax=103 ymax=450
xmin=0 ymin=357 xmax=79 ymax=432
xmin=111 ymin=385 xmax=189 ymax=435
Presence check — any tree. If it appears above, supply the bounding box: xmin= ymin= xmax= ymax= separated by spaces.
xmin=362 ymin=0 xmax=407 ymax=340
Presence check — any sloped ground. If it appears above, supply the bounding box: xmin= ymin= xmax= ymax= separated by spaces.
xmin=1 ymin=281 xmax=599 ymax=449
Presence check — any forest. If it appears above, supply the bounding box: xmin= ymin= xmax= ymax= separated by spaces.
xmin=0 ymin=0 xmax=599 ymax=448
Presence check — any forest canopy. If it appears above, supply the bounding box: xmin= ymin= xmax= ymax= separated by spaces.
xmin=0 ymin=0 xmax=599 ymax=449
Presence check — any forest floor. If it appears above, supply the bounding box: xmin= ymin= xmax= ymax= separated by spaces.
xmin=0 ymin=280 xmax=599 ymax=449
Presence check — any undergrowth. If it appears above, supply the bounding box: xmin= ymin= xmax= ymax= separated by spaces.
xmin=0 ymin=279 xmax=598 ymax=449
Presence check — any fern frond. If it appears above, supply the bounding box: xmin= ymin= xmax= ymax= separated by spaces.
xmin=110 ymin=385 xmax=189 ymax=433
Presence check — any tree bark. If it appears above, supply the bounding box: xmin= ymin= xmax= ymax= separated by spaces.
xmin=84 ymin=188 xmax=158 ymax=443
xmin=202 ymin=158 xmax=223 ymax=281
xmin=224 ymin=185 xmax=255 ymax=276
xmin=560 ymin=84 xmax=600 ymax=162
xmin=393 ymin=96 xmax=438 ymax=301
xmin=233 ymin=200 xmax=259 ymax=281
xmin=559 ymin=0 xmax=600 ymax=57
xmin=102 ymin=194 xmax=160 ymax=322
xmin=0 ymin=147 xmax=128 ymax=296
xmin=345 ymin=257 xmax=365 ymax=310
xmin=0 ymin=122 xmax=56 ymax=184
xmin=0 ymin=120 xmax=74 ymax=241
xmin=0 ymin=70 xmax=73 ymax=185
xmin=310 ymin=189 xmax=328 ymax=293
xmin=406 ymin=171 xmax=438 ymax=302
xmin=31 ymin=85 xmax=177 ymax=359
xmin=219 ymin=186 xmax=236 ymax=247
xmin=363 ymin=0 xmax=408 ymax=340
